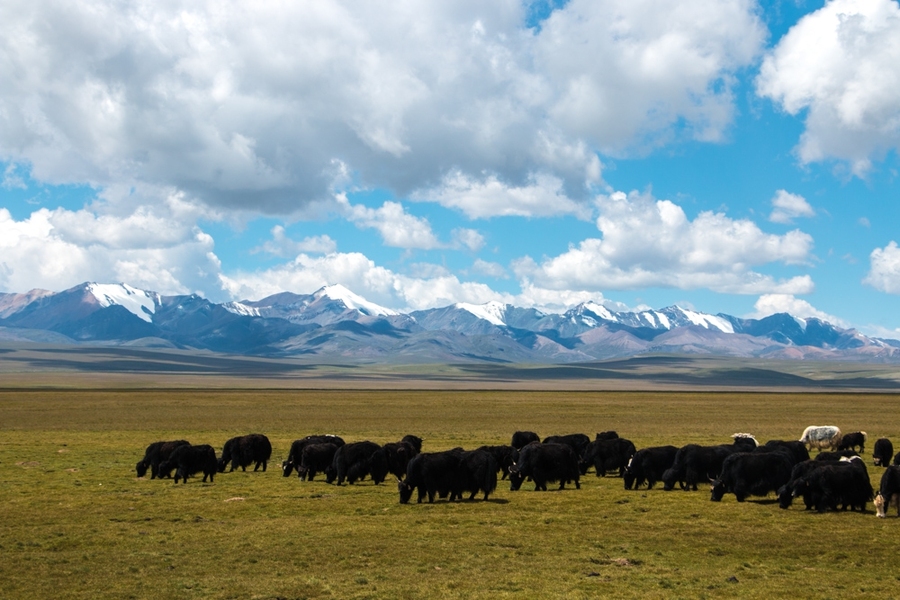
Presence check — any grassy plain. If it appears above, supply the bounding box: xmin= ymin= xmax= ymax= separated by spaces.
xmin=2 ymin=388 xmax=900 ymax=599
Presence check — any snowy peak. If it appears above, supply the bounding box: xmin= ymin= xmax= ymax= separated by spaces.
xmin=455 ymin=301 xmax=509 ymax=326
xmin=565 ymin=303 xmax=733 ymax=333
xmin=575 ymin=302 xmax=617 ymax=324
xmin=223 ymin=301 xmax=261 ymax=317
xmin=316 ymin=284 xmax=398 ymax=317
xmin=1 ymin=280 xmax=896 ymax=363
xmin=87 ymin=283 xmax=160 ymax=323
xmin=665 ymin=306 xmax=734 ymax=333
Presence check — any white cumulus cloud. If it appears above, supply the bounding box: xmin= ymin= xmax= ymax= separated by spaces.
xmin=749 ymin=293 xmax=846 ymax=327
xmin=218 ymin=250 xmax=515 ymax=310
xmin=253 ymin=227 xmax=337 ymax=257
xmin=512 ymin=190 xmax=815 ymax=294
xmin=452 ymin=228 xmax=486 ymax=252
xmin=0 ymin=207 xmax=221 ymax=296
xmin=757 ymin=0 xmax=900 ymax=176
xmin=338 ymin=197 xmax=442 ymax=250
xmin=864 ymin=241 xmax=900 ymax=294
xmin=0 ymin=0 xmax=765 ymax=216
xmin=413 ymin=171 xmax=593 ymax=219
xmin=472 ymin=259 xmax=508 ymax=279
xmin=769 ymin=189 xmax=815 ymax=224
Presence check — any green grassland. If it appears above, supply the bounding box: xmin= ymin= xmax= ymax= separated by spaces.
xmin=2 ymin=388 xmax=900 ymax=599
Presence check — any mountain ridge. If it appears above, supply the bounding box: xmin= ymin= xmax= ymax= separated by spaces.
xmin=0 ymin=281 xmax=896 ymax=363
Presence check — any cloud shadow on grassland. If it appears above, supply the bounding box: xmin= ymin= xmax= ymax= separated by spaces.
xmin=1 ymin=345 xmax=899 ymax=390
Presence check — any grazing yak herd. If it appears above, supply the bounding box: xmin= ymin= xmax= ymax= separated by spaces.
xmin=136 ymin=426 xmax=900 ymax=517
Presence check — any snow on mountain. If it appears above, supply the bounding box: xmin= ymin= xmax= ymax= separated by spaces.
xmin=565 ymin=303 xmax=733 ymax=334
xmin=581 ymin=302 xmax=616 ymax=321
xmin=2 ymin=280 xmax=898 ymax=363
xmin=317 ymin=284 xmax=398 ymax=317
xmin=636 ymin=310 xmax=669 ymax=329
xmin=673 ymin=307 xmax=734 ymax=333
xmin=87 ymin=283 xmax=159 ymax=323
xmin=223 ymin=302 xmax=261 ymax=317
xmin=455 ymin=301 xmax=508 ymax=326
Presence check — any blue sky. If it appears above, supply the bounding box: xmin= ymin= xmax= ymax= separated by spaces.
xmin=1 ymin=0 xmax=900 ymax=337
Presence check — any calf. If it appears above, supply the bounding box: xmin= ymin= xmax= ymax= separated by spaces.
xmin=282 ymin=435 xmax=345 ymax=477
xmin=624 ymin=446 xmax=678 ymax=490
xmin=218 ymin=433 xmax=272 ymax=473
xmin=329 ymin=441 xmax=382 ymax=485
xmin=875 ymin=465 xmax=900 ymax=518
xmin=596 ymin=431 xmax=619 ymax=440
xmin=511 ymin=431 xmax=539 ymax=450
xmin=838 ymin=431 xmax=867 ymax=453
xmin=509 ymin=442 xmax=581 ymax=491
xmin=159 ymin=444 xmax=218 ymax=484
xmin=136 ymin=440 xmax=190 ymax=479
xmin=873 ymin=438 xmax=893 ymax=467
xmin=580 ymin=437 xmax=636 ymax=477
xmin=297 ymin=443 xmax=340 ymax=481
xmin=710 ymin=450 xmax=794 ymax=502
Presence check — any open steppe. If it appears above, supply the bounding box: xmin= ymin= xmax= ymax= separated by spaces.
xmin=2 ymin=384 xmax=900 ymax=599
xmin=3 ymin=344 xmax=900 ymax=391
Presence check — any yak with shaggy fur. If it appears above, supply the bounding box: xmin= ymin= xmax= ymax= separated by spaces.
xmin=787 ymin=458 xmax=872 ymax=512
xmin=476 ymin=445 xmax=517 ymax=480
xmin=159 ymin=444 xmax=218 ymax=484
xmin=875 ymin=465 xmax=900 ymax=517
xmin=838 ymin=431 xmax=867 ymax=453
xmin=580 ymin=437 xmax=636 ymax=477
xmin=509 ymin=442 xmax=581 ymax=492
xmin=511 ymin=431 xmax=539 ymax=450
xmin=136 ymin=440 xmax=190 ymax=479
xmin=218 ymin=434 xmax=272 ymax=473
xmin=873 ymin=438 xmax=894 ymax=467
xmin=710 ymin=450 xmax=795 ymax=502
xmin=624 ymin=445 xmax=678 ymax=490
xmin=327 ymin=441 xmax=382 ymax=485
xmin=371 ymin=441 xmax=418 ymax=482
xmin=297 ymin=443 xmax=340 ymax=481
xmin=662 ymin=444 xmax=736 ymax=492
xmin=763 ymin=440 xmax=810 ymax=465
xmin=799 ymin=426 xmax=842 ymax=452
xmin=282 ymin=435 xmax=345 ymax=477
xmin=398 ymin=449 xmax=465 ymax=504
xmin=542 ymin=433 xmax=591 ymax=458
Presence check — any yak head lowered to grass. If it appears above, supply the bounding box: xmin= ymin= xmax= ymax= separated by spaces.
xmin=397 ymin=478 xmax=415 ymax=504
xmin=709 ymin=478 xmax=727 ymax=502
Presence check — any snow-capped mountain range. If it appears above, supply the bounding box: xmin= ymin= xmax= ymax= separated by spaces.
xmin=0 ymin=282 xmax=897 ymax=363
